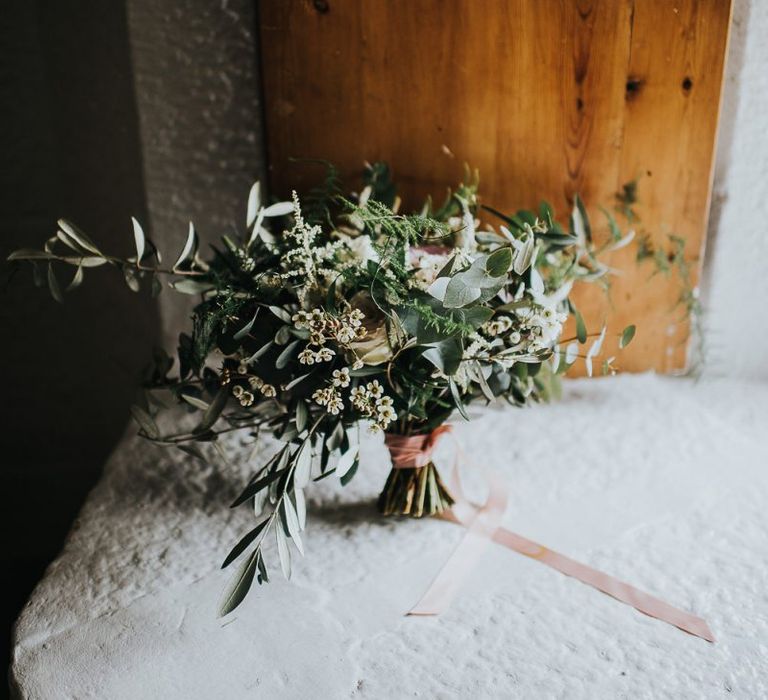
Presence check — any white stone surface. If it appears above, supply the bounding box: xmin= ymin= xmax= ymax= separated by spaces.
xmin=10 ymin=374 xmax=768 ymax=699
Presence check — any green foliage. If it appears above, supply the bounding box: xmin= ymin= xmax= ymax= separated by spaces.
xmin=7 ymin=160 xmax=649 ymax=615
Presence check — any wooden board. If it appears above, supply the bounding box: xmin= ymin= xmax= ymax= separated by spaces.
xmin=258 ymin=0 xmax=732 ymax=374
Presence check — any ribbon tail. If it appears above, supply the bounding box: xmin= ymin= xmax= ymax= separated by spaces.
xmin=402 ymin=428 xmax=714 ymax=642
xmin=490 ymin=526 xmax=716 ymax=642
xmin=407 ymin=470 xmax=507 ymax=616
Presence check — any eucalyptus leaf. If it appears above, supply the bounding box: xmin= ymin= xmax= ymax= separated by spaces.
xmin=335 ymin=447 xmax=359 ymax=479
xmin=422 ymin=338 xmax=462 ymax=375
xmin=7 ymin=249 xmax=55 ymax=261
xmin=295 ymin=400 xmax=309 ymax=433
xmin=269 ymin=305 xmax=293 ymax=323
xmin=600 ymin=206 xmax=622 ymax=242
xmin=282 ymin=499 xmax=304 ymax=555
xmin=173 ymin=222 xmax=197 ymax=270
xmin=276 ymin=527 xmax=292 ymax=579
xmin=234 ymin=311 xmax=258 ymax=340
xmin=47 ymin=264 xmax=63 ymax=303
xmin=123 ymin=266 xmax=140 ymax=293
xmin=57 ymin=219 xmax=101 ymax=256
xmin=294 ymin=442 xmax=312 ymax=487
xmin=231 ymin=468 xmax=284 ymax=507
xmin=294 ymin=488 xmax=307 ymax=530
xmin=180 ymin=393 xmax=210 ymax=411
xmin=256 ymin=551 xmax=269 ymax=585
xmin=246 ymin=181 xmax=261 ymax=228
xmin=619 ymin=324 xmax=636 ymax=349
xmin=473 ymin=362 xmax=496 ymax=401
xmin=171 ymin=278 xmax=215 ymax=295
xmin=195 ymin=387 xmax=228 ymax=433
xmin=130 ymin=405 xmax=160 ymax=439
xmin=221 ymin=519 xmax=269 ymax=569
xmin=131 ymin=217 xmax=145 ymax=261
xmin=449 ymin=378 xmax=470 ymax=421
xmin=512 ymin=233 xmax=535 ymax=275
xmin=443 ymin=276 xmax=481 ymax=308
xmin=56 ymin=229 xmax=85 ymax=254
xmin=326 ymin=421 xmax=345 ymax=452
xmin=218 ymin=550 xmax=258 ymax=616
xmin=570 ymin=195 xmax=591 ymax=243
xmin=67 ymin=265 xmax=84 ymax=291
xmin=485 ymin=246 xmax=512 ymax=277
xmin=276 ymin=339 xmax=300 ymax=369
xmin=284 ymin=372 xmax=311 ymax=390
xmin=262 ymin=201 xmax=295 ymax=217
xmin=340 ymin=457 xmax=359 ymax=486
xmin=247 ymin=341 xmax=274 ymax=364
xmin=575 ymin=308 xmax=587 ymax=344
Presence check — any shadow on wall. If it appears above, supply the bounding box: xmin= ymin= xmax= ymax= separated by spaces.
xmin=1 ymin=0 xmax=160 ymax=662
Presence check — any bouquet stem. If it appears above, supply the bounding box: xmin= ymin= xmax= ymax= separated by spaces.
xmin=377 ymin=461 xmax=454 ymax=518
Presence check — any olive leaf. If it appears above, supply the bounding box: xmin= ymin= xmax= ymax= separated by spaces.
xmin=218 ymin=550 xmax=259 ymax=617
xmin=131 ymin=217 xmax=145 ymax=261
xmin=173 ymin=222 xmax=198 ymax=270
xmin=221 ymin=519 xmax=269 ymax=569
xmin=620 ymin=324 xmax=637 ymax=349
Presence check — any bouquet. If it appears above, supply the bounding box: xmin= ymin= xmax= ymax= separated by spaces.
xmin=8 ymin=162 xmax=636 ymax=615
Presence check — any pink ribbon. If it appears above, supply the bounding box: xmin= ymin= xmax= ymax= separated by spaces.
xmin=386 ymin=425 xmax=715 ymax=642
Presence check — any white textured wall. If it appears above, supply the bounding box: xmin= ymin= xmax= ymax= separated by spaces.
xmin=127 ymin=0 xmax=265 ymax=344
xmin=703 ymin=0 xmax=768 ymax=380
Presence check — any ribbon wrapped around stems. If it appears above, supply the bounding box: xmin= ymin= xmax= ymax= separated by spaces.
xmin=386 ymin=424 xmax=715 ymax=642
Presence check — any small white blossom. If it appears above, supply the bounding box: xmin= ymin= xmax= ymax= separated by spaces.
xmin=366 ymin=380 xmax=383 ymax=398
xmin=332 ymin=367 xmax=351 ymax=388
xmin=298 ymin=348 xmax=315 ymax=365
xmin=261 ymin=384 xmax=276 ymax=398
xmin=248 ymin=376 xmax=264 ymax=390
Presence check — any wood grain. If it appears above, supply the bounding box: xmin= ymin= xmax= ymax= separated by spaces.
xmin=258 ymin=0 xmax=732 ymax=373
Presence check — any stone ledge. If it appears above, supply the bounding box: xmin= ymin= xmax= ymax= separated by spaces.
xmin=11 ymin=374 xmax=768 ymax=698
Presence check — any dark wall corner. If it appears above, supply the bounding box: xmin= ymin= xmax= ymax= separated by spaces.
xmin=1 ymin=0 xmax=160 ymax=665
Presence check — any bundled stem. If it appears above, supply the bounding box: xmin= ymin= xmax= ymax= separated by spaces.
xmin=377 ymin=462 xmax=454 ymax=517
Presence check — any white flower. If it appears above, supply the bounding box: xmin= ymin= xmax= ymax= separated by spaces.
xmin=298 ymin=348 xmax=315 ymax=365
xmin=332 ymin=368 xmax=351 ymax=388
xmin=377 ymin=404 xmax=396 ymax=422
xmin=232 ymin=385 xmax=244 ymax=398
xmin=335 ymin=326 xmax=357 ymax=345
xmin=327 ymin=392 xmax=343 ymax=415
xmin=248 ymin=375 xmax=264 ymax=390
xmin=261 ymin=384 xmax=276 ymax=398
xmin=350 ymin=386 xmax=367 ymax=406
xmin=316 ymin=347 xmax=335 ymax=362
xmin=408 ymin=249 xmax=451 ymax=290
xmin=312 ymin=388 xmax=329 ymax=406
xmin=483 ymin=316 xmax=513 ymax=337
xmin=339 ymin=233 xmax=379 ymax=265
xmin=366 ymin=380 xmax=383 ymax=398
xmin=313 ymin=387 xmax=343 ymax=415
